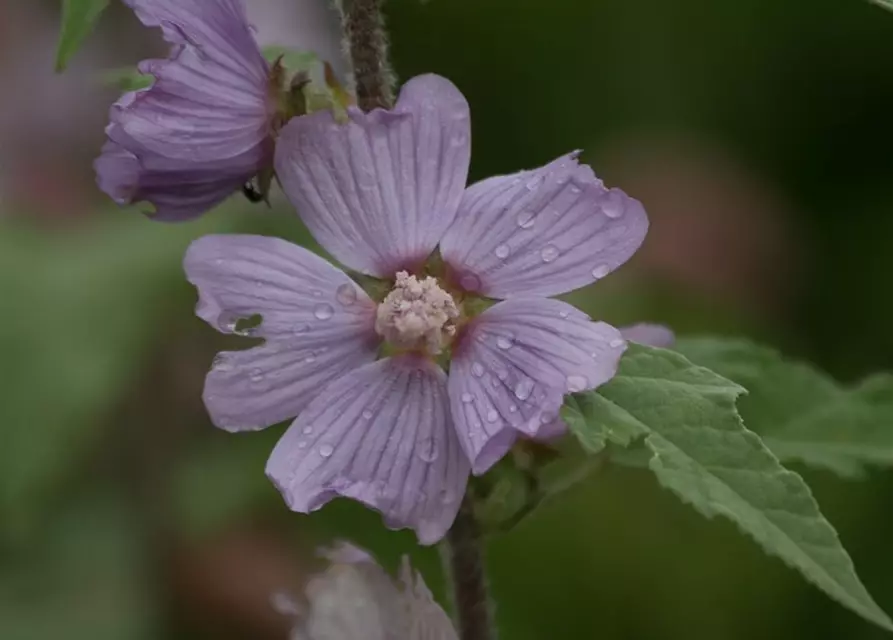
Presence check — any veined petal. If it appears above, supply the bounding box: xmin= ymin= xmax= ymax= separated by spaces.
xmin=440 ymin=152 xmax=648 ymax=298
xmin=122 ymin=0 xmax=268 ymax=83
xmin=185 ymin=235 xmax=378 ymax=431
xmin=266 ymin=356 xmax=469 ymax=545
xmin=98 ymin=0 xmax=272 ymax=220
xmin=95 ymin=142 xmax=247 ymax=221
xmin=620 ymin=323 xmax=675 ymax=348
xmin=449 ymin=298 xmax=625 ymax=474
xmin=275 ymin=74 xmax=471 ymax=277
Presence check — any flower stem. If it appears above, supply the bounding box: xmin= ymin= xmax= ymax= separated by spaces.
xmin=444 ymin=493 xmax=496 ymax=640
xmin=339 ymin=0 xmax=395 ymax=111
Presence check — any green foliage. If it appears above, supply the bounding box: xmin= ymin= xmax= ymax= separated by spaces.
xmin=872 ymin=0 xmax=893 ymax=13
xmin=55 ymin=0 xmax=109 ymax=72
xmin=563 ymin=344 xmax=893 ymax=632
xmin=0 ymin=496 xmax=154 ymax=639
xmin=0 ymin=211 xmax=241 ymax=542
xmin=173 ymin=433 xmax=280 ymax=538
xmin=100 ymin=67 xmax=154 ymax=92
xmin=677 ymin=338 xmax=893 ymax=479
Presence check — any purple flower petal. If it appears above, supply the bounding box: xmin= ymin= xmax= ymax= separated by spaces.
xmin=275 ymin=74 xmax=471 ymax=277
xmin=620 ymin=323 xmax=676 ymax=348
xmin=98 ymin=0 xmax=272 ymax=220
xmin=266 ymin=355 xmax=469 ymax=545
xmin=449 ymin=297 xmax=625 ymax=474
xmin=184 ymin=235 xmax=379 ymax=432
xmin=440 ymin=152 xmax=648 ymax=298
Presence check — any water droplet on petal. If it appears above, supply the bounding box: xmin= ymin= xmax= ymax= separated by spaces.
xmin=516 ymin=210 xmax=536 ymax=229
xmin=318 ymin=444 xmax=334 ymax=458
xmin=526 ymin=175 xmax=542 ymax=190
xmin=496 ymin=336 xmax=513 ymax=350
xmin=460 ymin=273 xmax=481 ymax=292
xmin=494 ymin=244 xmax=511 ymax=259
xmin=297 ymin=440 xmax=308 ymax=449
xmin=509 ymin=404 xmax=518 ymax=413
xmin=486 ymin=409 xmax=499 ymax=423
xmin=304 ymin=354 xmax=317 ymax=363
xmin=559 ymin=310 xmax=569 ymax=319
xmin=362 ymin=409 xmax=373 ymax=419
xmin=610 ymin=338 xmax=625 ymax=348
xmin=418 ymin=437 xmax=439 ymax=462
xmin=312 ymin=289 xmax=323 ymax=298
xmin=302 ymin=425 xmax=314 ymax=435
xmin=461 ymin=393 xmax=473 ymax=403
xmin=314 ymin=303 xmax=334 ymax=320
xmin=540 ymin=411 xmax=557 ymax=424
xmin=514 ymin=379 xmax=533 ymax=401
xmin=293 ymin=323 xmax=310 ymax=335
xmin=566 ymin=375 xmax=588 ymax=392
xmin=602 ymin=192 xmax=625 ymax=219
xmin=591 ymin=264 xmax=610 ymax=279
xmin=570 ymin=185 xmax=581 ymax=194
xmin=471 ymin=362 xmax=485 ymax=377
xmin=450 ymin=132 xmax=467 ymax=147
xmin=249 ymin=368 xmax=264 ymax=383
xmin=540 ymin=245 xmax=560 ymax=263
xmin=335 ymin=283 xmax=357 ymax=306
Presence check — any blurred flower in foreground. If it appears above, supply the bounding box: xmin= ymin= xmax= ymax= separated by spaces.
xmin=274 ymin=542 xmax=457 ymax=640
xmin=185 ymin=74 xmax=648 ymax=543
xmin=95 ymin=0 xmax=295 ymax=221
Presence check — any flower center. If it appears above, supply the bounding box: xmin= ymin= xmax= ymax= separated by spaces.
xmin=375 ymin=272 xmax=460 ymax=355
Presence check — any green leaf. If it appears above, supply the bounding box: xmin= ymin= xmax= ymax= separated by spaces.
xmin=563 ymin=344 xmax=893 ymax=632
xmin=676 ymin=338 xmax=893 ymax=478
xmin=99 ymin=67 xmax=154 ymax=92
xmin=55 ymin=0 xmax=109 ymax=72
xmin=872 ymin=0 xmax=893 ymax=13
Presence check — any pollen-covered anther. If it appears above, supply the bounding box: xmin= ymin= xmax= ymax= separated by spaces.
xmin=375 ymin=271 xmax=460 ymax=355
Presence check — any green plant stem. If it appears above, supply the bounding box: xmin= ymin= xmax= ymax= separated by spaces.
xmin=444 ymin=493 xmax=495 ymax=640
xmin=339 ymin=0 xmax=394 ymax=111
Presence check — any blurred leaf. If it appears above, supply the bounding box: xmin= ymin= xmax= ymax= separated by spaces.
xmin=0 ymin=495 xmax=154 ymax=639
xmin=872 ymin=0 xmax=893 ymax=13
xmin=0 ymin=210 xmax=242 ymax=541
xmin=474 ymin=462 xmax=530 ymax=532
xmin=99 ymin=67 xmax=154 ymax=91
xmin=55 ymin=0 xmax=109 ymax=72
xmin=676 ymin=338 xmax=893 ymax=479
xmin=173 ymin=432 xmax=279 ymax=537
xmin=563 ymin=344 xmax=893 ymax=632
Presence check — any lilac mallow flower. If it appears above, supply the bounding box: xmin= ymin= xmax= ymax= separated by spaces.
xmin=185 ymin=74 xmax=649 ymax=543
xmin=95 ymin=0 xmax=283 ymax=221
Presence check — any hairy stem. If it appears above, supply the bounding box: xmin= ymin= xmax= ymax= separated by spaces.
xmin=444 ymin=493 xmax=495 ymax=640
xmin=339 ymin=0 xmax=394 ymax=111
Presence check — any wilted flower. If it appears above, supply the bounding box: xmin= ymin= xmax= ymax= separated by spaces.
xmin=185 ymin=74 xmax=648 ymax=543
xmin=275 ymin=542 xmax=457 ymax=640
xmin=95 ymin=0 xmax=292 ymax=220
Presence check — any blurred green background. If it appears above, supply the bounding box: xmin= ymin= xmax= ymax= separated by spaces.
xmin=2 ymin=0 xmax=893 ymax=638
